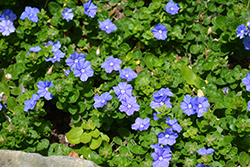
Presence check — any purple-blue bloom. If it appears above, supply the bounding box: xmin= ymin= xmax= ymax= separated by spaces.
xmin=166 ymin=117 xmax=182 ymax=133
xmin=0 ymin=20 xmax=15 ymax=36
xmin=113 ymin=82 xmax=133 ymax=101
xmin=119 ymin=96 xmax=140 ymax=116
xmin=45 ymin=50 xmax=65 ymax=63
xmin=83 ymin=0 xmax=98 ymax=18
xmin=153 ymin=112 xmax=161 ymax=120
xmin=151 ymin=148 xmax=172 ymax=167
xmin=150 ymin=97 xmax=172 ymax=109
xmin=197 ymin=164 xmax=211 ymax=167
xmin=0 ymin=98 xmax=2 ymax=111
xmin=45 ymin=41 xmax=61 ymax=52
xmin=64 ymin=69 xmax=71 ymax=76
xmin=101 ymin=56 xmax=122 ymax=73
xmin=151 ymin=23 xmax=168 ymax=40
xmin=192 ymin=96 xmax=210 ymax=117
xmin=157 ymin=128 xmax=178 ymax=146
xmin=28 ymin=46 xmax=41 ymax=54
xmin=152 ymin=88 xmax=173 ymax=102
xmin=93 ymin=92 xmax=112 ymax=108
xmin=24 ymin=94 xmax=40 ymax=112
xmin=131 ymin=117 xmax=150 ymax=131
xmin=119 ymin=68 xmax=137 ymax=82
xmin=20 ymin=6 xmax=40 ymax=23
xmin=0 ymin=9 xmax=17 ymax=22
xmin=222 ymin=87 xmax=229 ymax=95
xmin=197 ymin=147 xmax=214 ymax=156
xmin=37 ymin=80 xmax=54 ymax=100
xmin=62 ymin=8 xmax=74 ymax=22
xmin=66 ymin=52 xmax=86 ymax=70
xmin=150 ymin=144 xmax=171 ymax=153
xmin=99 ymin=19 xmax=117 ymax=34
xmin=243 ymin=37 xmax=250 ymax=50
xmin=73 ymin=60 xmax=94 ymax=82
xmin=180 ymin=94 xmax=196 ymax=116
xmin=247 ymin=101 xmax=250 ymax=111
xmin=165 ymin=1 xmax=180 ymax=15
xmin=236 ymin=24 xmax=248 ymax=39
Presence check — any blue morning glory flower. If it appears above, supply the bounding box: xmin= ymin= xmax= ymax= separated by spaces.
xmin=157 ymin=128 xmax=178 ymax=146
xmin=24 ymin=94 xmax=40 ymax=112
xmin=37 ymin=80 xmax=54 ymax=100
xmin=243 ymin=73 xmax=250 ymax=92
xmin=222 ymin=87 xmax=229 ymax=95
xmin=165 ymin=1 xmax=180 ymax=15
xmin=151 ymin=148 xmax=172 ymax=167
xmin=66 ymin=52 xmax=86 ymax=70
xmin=119 ymin=68 xmax=138 ymax=81
xmin=0 ymin=9 xmax=17 ymax=22
xmin=236 ymin=24 xmax=248 ymax=39
xmin=151 ymin=23 xmax=168 ymax=40
xmin=153 ymin=112 xmax=161 ymax=120
xmin=150 ymin=144 xmax=171 ymax=153
xmin=101 ymin=56 xmax=122 ymax=73
xmin=113 ymin=82 xmax=133 ymax=101
xmin=243 ymin=37 xmax=250 ymax=50
xmin=152 ymin=88 xmax=173 ymax=102
xmin=131 ymin=117 xmax=150 ymax=131
xmin=73 ymin=59 xmax=94 ymax=82
xmin=62 ymin=8 xmax=74 ymax=22
xmin=99 ymin=19 xmax=117 ymax=34
xmin=193 ymin=96 xmax=210 ymax=117
xmin=197 ymin=147 xmax=214 ymax=156
xmin=93 ymin=92 xmax=112 ymax=108
xmin=197 ymin=164 xmax=212 ymax=167
xmin=119 ymin=96 xmax=140 ymax=116
xmin=45 ymin=50 xmax=65 ymax=63
xmin=28 ymin=46 xmax=41 ymax=54
xmin=20 ymin=6 xmax=40 ymax=23
xmin=166 ymin=117 xmax=182 ymax=133
xmin=83 ymin=0 xmax=98 ymax=18
xmin=45 ymin=41 xmax=61 ymax=52
xmin=150 ymin=97 xmax=172 ymax=109
xmin=0 ymin=20 xmax=15 ymax=36
xmin=180 ymin=94 xmax=196 ymax=116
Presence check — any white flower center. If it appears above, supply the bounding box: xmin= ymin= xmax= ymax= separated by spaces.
xmin=29 ymin=14 xmax=33 ymax=17
xmin=45 ymin=87 xmax=49 ymax=91
xmin=106 ymin=26 xmax=109 ymax=29
xmin=121 ymin=90 xmax=125 ymax=94
xmin=125 ymin=74 xmax=129 ymax=78
xmin=65 ymin=12 xmax=68 ymax=16
xmin=53 ymin=56 xmax=57 ymax=59
xmin=198 ymin=104 xmax=202 ymax=108
xmin=159 ymin=30 xmax=162 ymax=33
xmin=5 ymin=26 xmax=8 ymax=30
xmin=81 ymin=69 xmax=85 ymax=73
xmin=159 ymin=156 xmax=163 ymax=161
xmin=102 ymin=100 xmax=105 ymax=103
xmin=188 ymin=104 xmax=192 ymax=108
xmin=74 ymin=59 xmax=78 ymax=63
xmin=110 ymin=62 xmax=114 ymax=66
xmin=165 ymin=134 xmax=169 ymax=138
xmin=128 ymin=104 xmax=131 ymax=108
xmin=140 ymin=124 xmax=144 ymax=128
xmin=160 ymin=102 xmax=164 ymax=106
xmin=170 ymin=7 xmax=174 ymax=11
xmin=241 ymin=30 xmax=244 ymax=33
xmin=5 ymin=16 xmax=9 ymax=19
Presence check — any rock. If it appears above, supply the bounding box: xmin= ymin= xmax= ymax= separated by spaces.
xmin=0 ymin=150 xmax=100 ymax=167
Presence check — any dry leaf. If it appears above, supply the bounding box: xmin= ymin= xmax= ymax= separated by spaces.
xmin=68 ymin=151 xmax=80 ymax=159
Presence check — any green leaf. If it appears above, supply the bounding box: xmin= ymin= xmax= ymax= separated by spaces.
xmin=225 ymin=160 xmax=236 ymax=167
xmin=190 ymin=44 xmax=200 ymax=54
xmin=7 ymin=96 xmax=17 ymax=112
xmin=65 ymin=127 xmax=83 ymax=144
xmin=215 ymin=16 xmax=227 ymax=31
xmin=239 ymin=152 xmax=250 ymax=166
xmin=48 ymin=2 xmax=61 ymax=16
xmin=119 ymin=145 xmax=129 ymax=156
xmin=37 ymin=139 xmax=50 ymax=151
xmin=90 ymin=128 xmax=100 ymax=138
xmin=180 ymin=65 xmax=200 ymax=88
xmin=119 ymin=43 xmax=131 ymax=54
xmin=82 ymin=119 xmax=96 ymax=130
xmin=80 ymin=146 xmax=91 ymax=159
xmin=80 ymin=132 xmax=92 ymax=144
xmin=68 ymin=105 xmax=78 ymax=115
xmin=11 ymin=87 xmax=21 ymax=96
xmin=68 ymin=90 xmax=79 ymax=103
xmin=131 ymin=145 xmax=147 ymax=154
xmin=113 ymin=136 xmax=123 ymax=145
xmin=118 ymin=127 xmax=131 ymax=139
xmin=89 ymin=136 xmax=102 ymax=150
xmin=0 ymin=82 xmax=10 ymax=98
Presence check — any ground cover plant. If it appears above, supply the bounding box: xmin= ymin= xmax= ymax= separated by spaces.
xmin=1 ymin=0 xmax=250 ymax=166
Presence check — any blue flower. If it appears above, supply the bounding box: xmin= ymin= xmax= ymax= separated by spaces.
xmin=119 ymin=96 xmax=140 ymax=116
xmin=0 ymin=9 xmax=17 ymax=22
xmin=73 ymin=60 xmax=94 ymax=82
xmin=62 ymin=8 xmax=74 ymax=22
xmin=45 ymin=50 xmax=65 ymax=63
xmin=197 ymin=147 xmax=214 ymax=156
xmin=0 ymin=98 xmax=2 ymax=111
xmin=151 ymin=148 xmax=172 ymax=167
xmin=247 ymin=101 xmax=250 ymax=111
xmin=66 ymin=52 xmax=86 ymax=70
xmin=180 ymin=94 xmax=196 ymax=116
xmin=157 ymin=128 xmax=178 ymax=146
xmin=119 ymin=68 xmax=137 ymax=81
xmin=101 ymin=56 xmax=122 ymax=73
xmin=24 ymin=94 xmax=40 ymax=112
xmin=150 ymin=97 xmax=172 ymax=109
xmin=151 ymin=23 xmax=168 ymax=40
xmin=83 ymin=0 xmax=98 ymax=18
xmin=243 ymin=37 xmax=250 ymax=50
xmin=45 ymin=41 xmax=61 ymax=52
xmin=165 ymin=1 xmax=180 ymax=15
xmin=0 ymin=20 xmax=15 ymax=36
xmin=152 ymin=88 xmax=173 ymax=102
xmin=166 ymin=117 xmax=182 ymax=133
xmin=37 ymin=80 xmax=54 ymax=100
xmin=99 ymin=19 xmax=117 ymax=34
xmin=131 ymin=117 xmax=150 ymax=131
xmin=222 ymin=87 xmax=228 ymax=95
xmin=93 ymin=92 xmax=112 ymax=108
xmin=193 ymin=96 xmax=210 ymax=117
xmin=236 ymin=24 xmax=248 ymax=39
xmin=150 ymin=144 xmax=171 ymax=153
xmin=28 ymin=46 xmax=41 ymax=54
xmin=20 ymin=6 xmax=40 ymax=23
xmin=197 ymin=164 xmax=211 ymax=167
xmin=113 ymin=82 xmax=133 ymax=101
xmin=153 ymin=112 xmax=161 ymax=120
xmin=64 ymin=69 xmax=71 ymax=76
